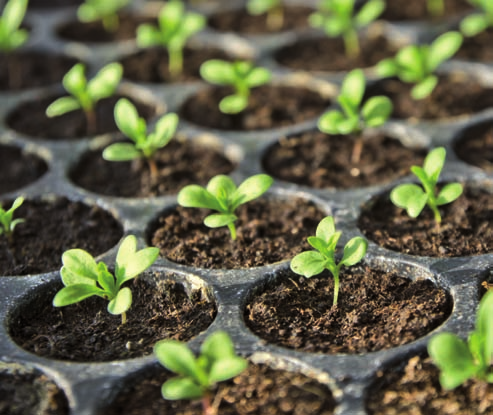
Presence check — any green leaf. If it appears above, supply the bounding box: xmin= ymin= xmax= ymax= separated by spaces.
xmin=201 ymin=331 xmax=236 ymax=361
xmin=209 ymin=357 xmax=247 ymax=383
xmin=476 ymin=291 xmax=493 ymax=366
xmin=3 ymin=0 xmax=28 ymax=33
xmin=200 ymin=60 xmax=237 ymax=85
xmin=427 ymin=31 xmax=463 ymax=72
xmin=152 ymin=112 xmax=178 ymax=148
xmin=204 ymin=213 xmax=237 ymax=228
xmin=244 ymin=67 xmax=271 ymax=88
xmin=411 ymin=75 xmax=438 ymax=100
xmin=231 ymin=174 xmax=273 ymax=208
xmin=355 ymin=0 xmax=385 ymax=27
xmin=362 ymin=96 xmax=393 ymax=127
xmin=61 ymin=249 xmax=100 ymax=283
xmin=316 ymin=216 xmax=336 ymax=241
xmin=161 ymin=377 xmax=204 ymax=400
xmin=341 ymin=237 xmax=367 ymax=266
xmin=290 ymin=251 xmax=327 ymax=278
xmin=219 ymin=94 xmax=248 ymax=114
xmin=317 ymin=110 xmax=347 ymax=135
xmin=307 ymin=236 xmax=329 ymax=253
xmin=45 ymin=96 xmax=81 ymax=118
xmin=390 ymin=184 xmax=428 ymax=218
xmin=114 ymin=98 xmax=147 ymax=142
xmin=177 ymin=185 xmax=222 ymax=211
xmin=107 ymin=286 xmax=132 ymax=315
xmin=118 ymin=247 xmax=159 ymax=283
xmin=97 ymin=265 xmax=115 ymax=294
xmin=53 ymin=284 xmax=103 ymax=307
xmin=87 ymin=62 xmax=122 ymax=102
xmin=375 ymin=58 xmax=398 ymax=78
xmin=181 ymin=13 xmax=206 ymax=38
xmin=116 ymin=235 xmax=138 ymax=267
xmin=423 ymin=147 xmax=446 ymax=181
xmin=460 ymin=14 xmax=489 ymax=37
xmin=62 ymin=63 xmax=87 ymax=96
xmin=247 ymin=0 xmax=277 ymax=15
xmin=436 ymin=183 xmax=463 ymax=206
xmin=102 ymin=142 xmax=142 ymax=161
xmin=341 ymin=69 xmax=365 ymax=108
xmin=136 ymin=24 xmax=161 ymax=48
xmin=206 ymin=175 xmax=236 ymax=200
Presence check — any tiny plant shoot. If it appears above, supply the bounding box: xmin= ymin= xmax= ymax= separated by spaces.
xmin=200 ymin=59 xmax=272 ymax=114
xmin=390 ymin=147 xmax=463 ymax=226
xmin=376 ymin=31 xmax=463 ymax=100
xmin=136 ymin=1 xmax=205 ymax=80
xmin=77 ymin=0 xmax=130 ymax=33
xmin=53 ymin=235 xmax=159 ymax=325
xmin=155 ymin=330 xmax=248 ymax=415
xmin=428 ymin=290 xmax=493 ymax=390
xmin=460 ymin=0 xmax=493 ymax=37
xmin=246 ymin=0 xmax=283 ymax=31
xmin=427 ymin=0 xmax=445 ymax=16
xmin=0 ymin=196 xmax=24 ymax=245
xmin=317 ymin=68 xmax=392 ymax=164
xmin=177 ymin=174 xmax=274 ymax=240
xmin=308 ymin=0 xmax=385 ymax=58
xmin=45 ymin=62 xmax=123 ymax=135
xmin=290 ymin=216 xmax=368 ymax=306
xmin=102 ymin=98 xmax=179 ymax=179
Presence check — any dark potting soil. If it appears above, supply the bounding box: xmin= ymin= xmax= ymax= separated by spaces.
xmin=149 ymin=198 xmax=327 ymax=269
xmin=358 ymin=186 xmax=493 ymax=257
xmin=366 ymin=74 xmax=493 ymax=120
xmin=0 ymin=197 xmax=123 ymax=276
xmin=379 ymin=0 xmax=473 ymax=21
xmin=207 ymin=5 xmax=314 ymax=33
xmin=262 ymin=131 xmax=427 ymax=189
xmin=70 ymin=139 xmax=236 ymax=197
xmin=455 ymin=28 xmax=493 ymax=63
xmin=245 ymin=267 xmax=451 ymax=354
xmin=273 ymin=33 xmax=397 ymax=72
xmin=0 ymin=364 xmax=69 ymax=415
xmin=6 ymin=94 xmax=156 ymax=139
xmin=103 ymin=363 xmax=336 ymax=415
xmin=366 ymin=355 xmax=493 ymax=414
xmin=28 ymin=0 xmax=83 ymax=9
xmin=120 ymin=46 xmax=235 ymax=83
xmin=454 ymin=120 xmax=493 ymax=171
xmin=179 ymin=85 xmax=331 ymax=131
xmin=9 ymin=277 xmax=216 ymax=362
xmin=0 ymin=144 xmax=48 ymax=195
xmin=0 ymin=52 xmax=79 ymax=91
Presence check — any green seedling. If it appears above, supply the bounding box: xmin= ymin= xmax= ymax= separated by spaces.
xmin=102 ymin=98 xmax=179 ymax=179
xmin=427 ymin=0 xmax=445 ymax=17
xmin=390 ymin=147 xmax=463 ymax=226
xmin=317 ymin=68 xmax=392 ymax=164
xmin=200 ymin=59 xmax=272 ymax=114
xmin=156 ymin=331 xmax=248 ymax=415
xmin=45 ymin=62 xmax=123 ymax=135
xmin=53 ymin=235 xmax=159 ymax=325
xmin=375 ymin=31 xmax=463 ymax=100
xmin=290 ymin=216 xmax=368 ymax=306
xmin=460 ymin=0 xmax=493 ymax=37
xmin=177 ymin=174 xmax=274 ymax=241
xmin=77 ymin=0 xmax=130 ymax=33
xmin=246 ymin=0 xmax=283 ymax=31
xmin=308 ymin=0 xmax=385 ymax=58
xmin=0 ymin=196 xmax=24 ymax=245
xmin=428 ymin=290 xmax=493 ymax=390
xmin=137 ymin=1 xmax=205 ymax=80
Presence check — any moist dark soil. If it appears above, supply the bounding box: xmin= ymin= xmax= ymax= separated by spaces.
xmin=0 ymin=52 xmax=79 ymax=91
xmin=6 ymin=94 xmax=156 ymax=139
xmin=0 ymin=197 xmax=123 ymax=276
xmin=379 ymin=0 xmax=473 ymax=21
xmin=454 ymin=28 xmax=493 ymax=63
xmin=453 ymin=120 xmax=493 ymax=171
xmin=103 ymin=363 xmax=336 ymax=415
xmin=179 ymin=85 xmax=331 ymax=131
xmin=358 ymin=186 xmax=493 ymax=257
xmin=245 ymin=267 xmax=451 ymax=354
xmin=273 ymin=33 xmax=397 ymax=72
xmin=28 ymin=0 xmax=83 ymax=9
xmin=0 ymin=145 xmax=48 ymax=195
xmin=0 ymin=364 xmax=69 ymax=415
xmin=149 ymin=197 xmax=327 ymax=269
xmin=207 ymin=5 xmax=314 ymax=33
xmin=9 ymin=277 xmax=216 ymax=362
xmin=70 ymin=139 xmax=236 ymax=197
xmin=262 ymin=131 xmax=427 ymax=189
xmin=366 ymin=355 xmax=493 ymax=414
xmin=366 ymin=74 xmax=493 ymax=121
xmin=120 ymin=46 xmax=235 ymax=83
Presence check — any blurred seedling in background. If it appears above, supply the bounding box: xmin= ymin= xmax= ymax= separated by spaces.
xmin=0 ymin=196 xmax=24 ymax=246
xmin=460 ymin=0 xmax=493 ymax=37
xmin=77 ymin=0 xmax=130 ymax=33
xmin=246 ymin=0 xmax=284 ymax=31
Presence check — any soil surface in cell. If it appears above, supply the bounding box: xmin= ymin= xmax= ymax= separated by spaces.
xmin=70 ymin=139 xmax=235 ymax=197
xmin=103 ymin=363 xmax=336 ymax=415
xmin=150 ymin=197 xmax=327 ymax=269
xmin=10 ymin=278 xmax=216 ymax=362
xmin=366 ymin=355 xmax=493 ymax=414
xmin=28 ymin=0 xmax=83 ymax=8
xmin=454 ymin=120 xmax=493 ymax=171
xmin=0 ymin=197 xmax=123 ymax=276
xmin=246 ymin=267 xmax=451 ymax=354
xmin=262 ymin=131 xmax=427 ymax=188
xmin=455 ymin=28 xmax=493 ymax=64
xmin=379 ymin=0 xmax=473 ymax=21
xmin=358 ymin=186 xmax=493 ymax=257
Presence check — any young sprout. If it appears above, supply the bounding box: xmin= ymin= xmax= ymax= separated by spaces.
xmin=390 ymin=147 xmax=463 ymax=226
xmin=308 ymin=0 xmax=385 ymax=58
xmin=200 ymin=59 xmax=272 ymax=114
xmin=317 ymin=68 xmax=393 ymax=164
xmin=177 ymin=174 xmax=274 ymax=241
xmin=428 ymin=290 xmax=493 ymax=390
xmin=460 ymin=0 xmax=493 ymax=37
xmin=52 ymin=235 xmax=159 ymax=325
xmin=375 ymin=31 xmax=463 ymax=100
xmin=290 ymin=216 xmax=368 ymax=306
xmin=0 ymin=196 xmax=24 ymax=245
xmin=136 ymin=1 xmax=205 ymax=80
xmin=102 ymin=98 xmax=179 ymax=179
xmin=155 ymin=331 xmax=248 ymax=415
xmin=246 ymin=0 xmax=283 ymax=31
xmin=77 ymin=0 xmax=130 ymax=33
xmin=45 ymin=62 xmax=123 ymax=135
xmin=427 ymin=0 xmax=445 ymax=17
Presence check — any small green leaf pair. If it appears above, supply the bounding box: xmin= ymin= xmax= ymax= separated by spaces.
xmin=53 ymin=235 xmax=159 ymax=324
xmin=428 ymin=290 xmax=493 ymax=389
xmin=200 ymin=60 xmax=272 ymax=114
xmin=0 ymin=196 xmax=24 ymax=244
xmin=178 ymin=174 xmax=274 ymax=240
xmin=460 ymin=0 xmax=493 ymax=37
xmin=0 ymin=0 xmax=28 ymax=53
xmin=390 ymin=147 xmax=463 ymax=225
xmin=77 ymin=0 xmax=129 ymax=33
xmin=291 ymin=216 xmax=368 ymax=306
xmin=246 ymin=0 xmax=283 ymax=31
